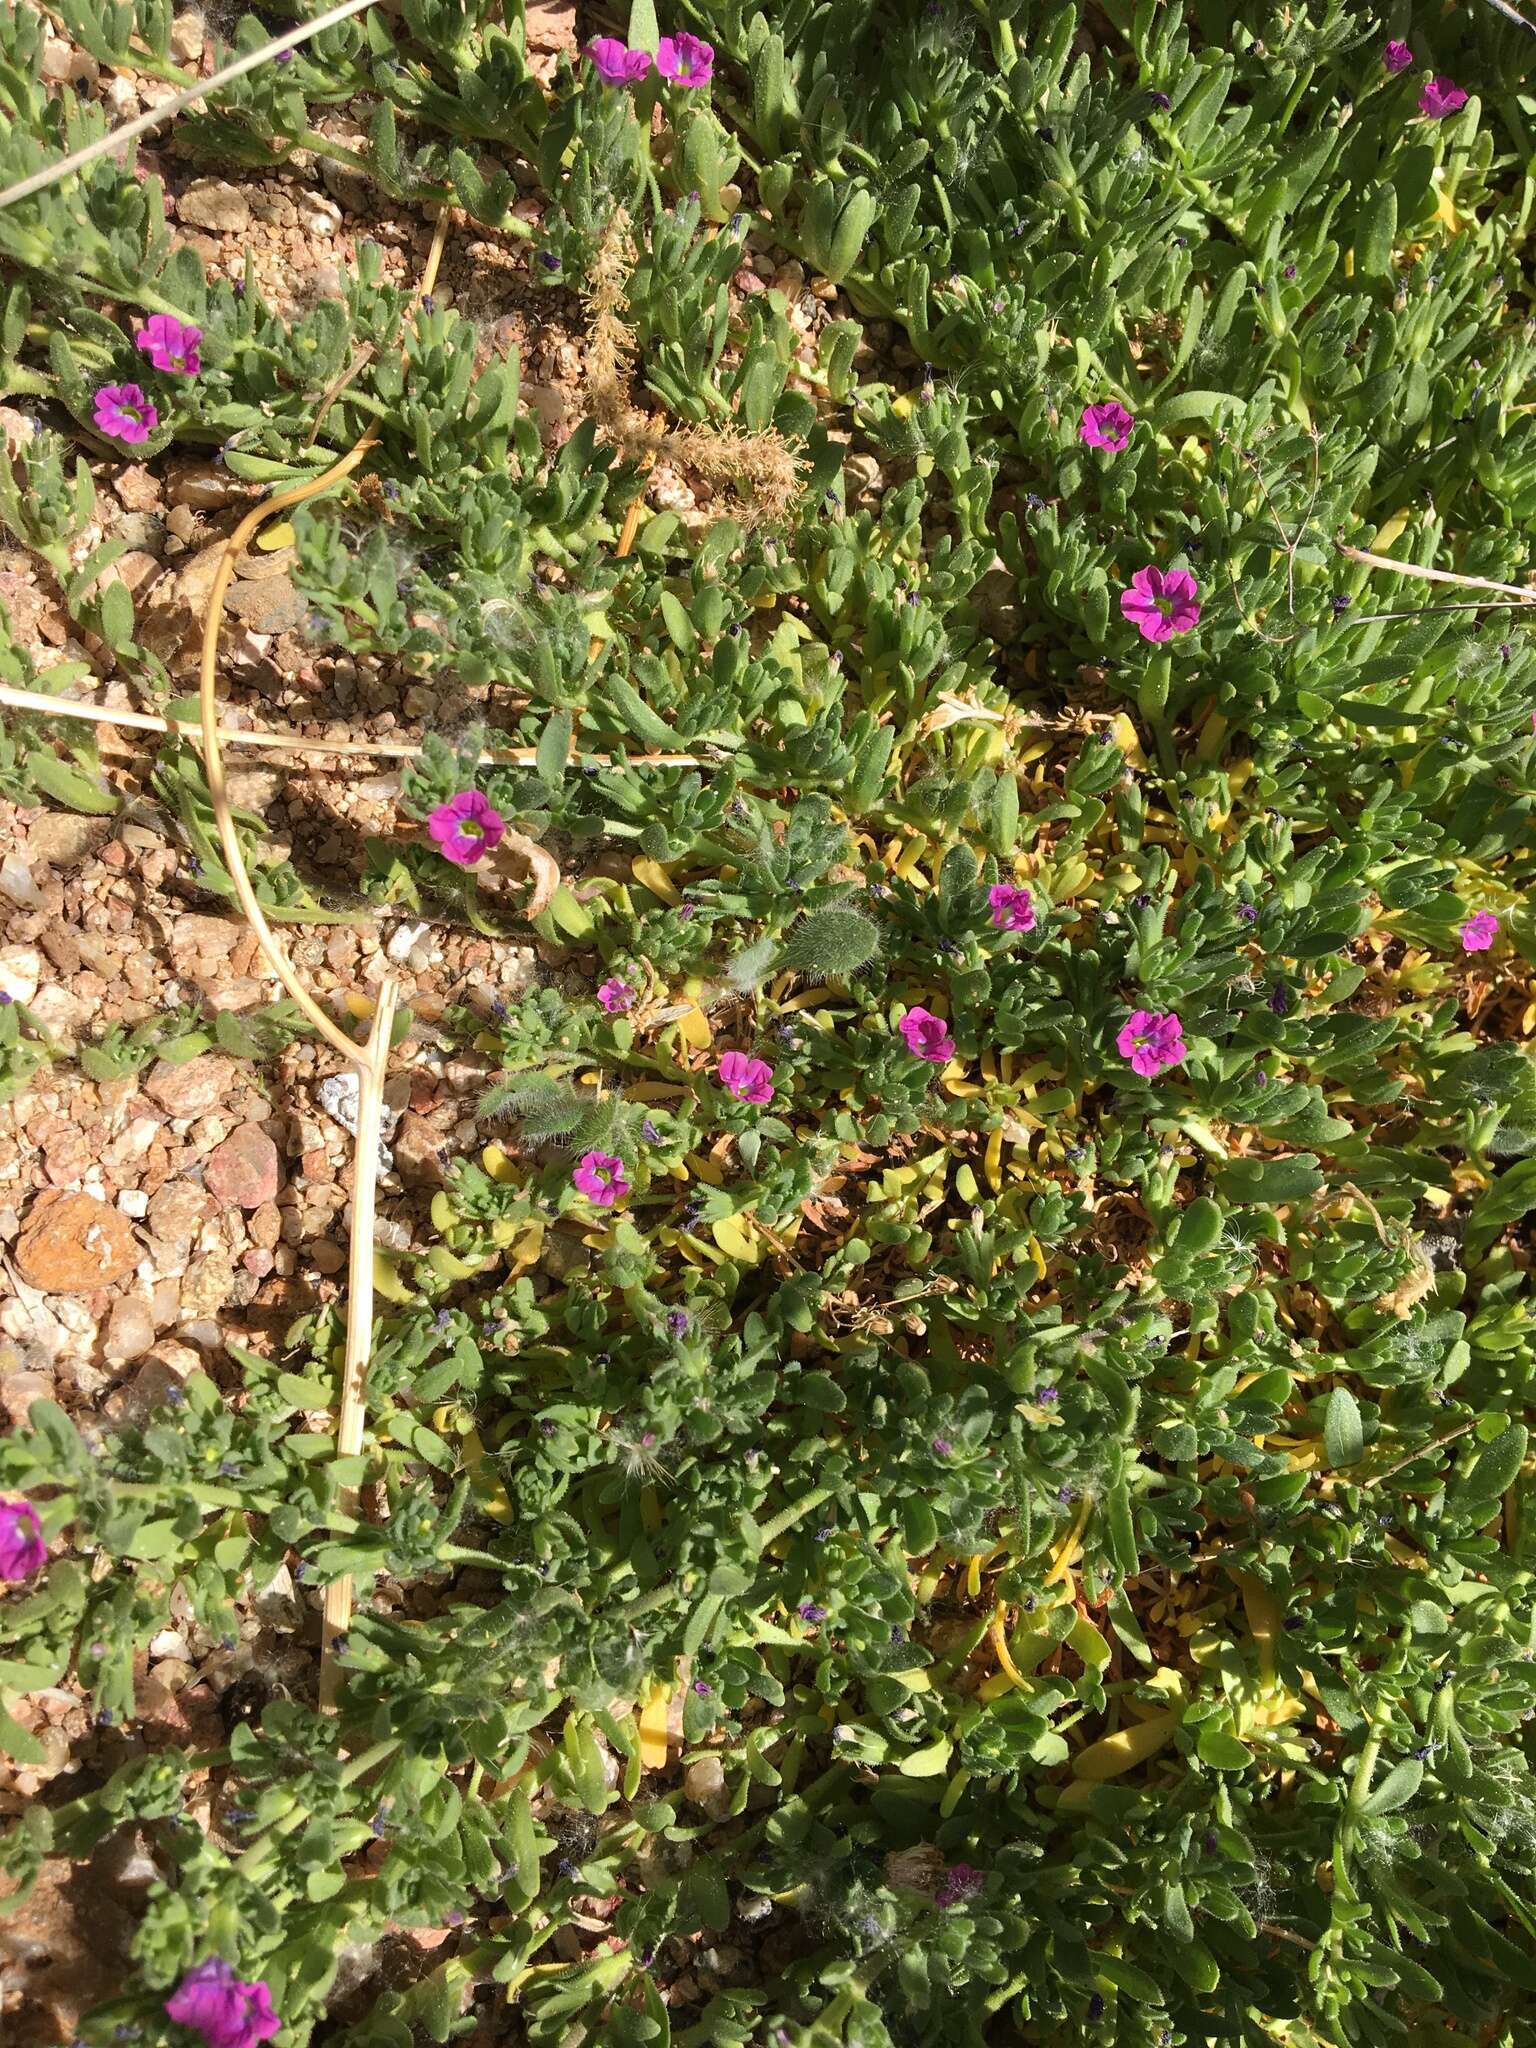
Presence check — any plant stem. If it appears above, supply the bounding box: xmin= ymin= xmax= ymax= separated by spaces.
xmin=320 ymin=975 xmax=400 ymax=1712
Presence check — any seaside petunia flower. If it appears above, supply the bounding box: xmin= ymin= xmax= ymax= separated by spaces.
xmin=165 ymin=1959 xmax=280 ymax=2048
xmin=1120 ymin=565 xmax=1201 ymax=641
xmin=597 ymin=977 xmax=635 ymax=1014
xmin=1418 ymin=75 xmax=1468 ymax=118
xmin=427 ymin=790 xmax=505 ymax=867
xmin=1461 ymin=911 xmax=1498 ymax=953
xmin=1383 ymin=39 xmax=1413 ymax=73
xmin=718 ymin=1050 xmax=775 ymax=1104
xmin=1079 ymin=400 xmax=1134 ymax=451
xmin=1117 ymin=1008 xmax=1187 ymax=1077
xmin=988 ymin=882 xmax=1036 ymax=933
xmin=92 ymin=383 xmax=157 ymax=445
xmin=899 ymin=1007 xmax=956 ymax=1064
xmin=573 ymin=1150 xmax=628 ymax=1207
xmin=135 ymin=314 xmax=202 ymax=375
xmin=656 ymin=31 xmax=714 ymax=86
xmin=586 ymin=36 xmax=652 ymax=82
xmin=0 ymin=1499 xmax=47 ymax=1581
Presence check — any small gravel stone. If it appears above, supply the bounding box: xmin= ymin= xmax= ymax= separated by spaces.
xmin=204 ymin=1125 xmax=281 ymax=1209
xmin=0 ymin=945 xmax=41 ymax=1005
xmin=178 ymin=179 xmax=251 ymax=232
xmin=142 ymin=1056 xmax=234 ymax=1117
xmin=16 ymin=1192 xmax=139 ymax=1294
xmin=103 ymin=1296 xmax=157 ymax=1364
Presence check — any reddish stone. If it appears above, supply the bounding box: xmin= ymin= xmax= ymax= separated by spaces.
xmin=204 ymin=1124 xmax=281 ymax=1210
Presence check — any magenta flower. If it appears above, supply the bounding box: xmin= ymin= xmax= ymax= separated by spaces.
xmin=427 ymin=790 xmax=505 ymax=867
xmin=899 ymin=1007 xmax=957 ymax=1064
xmin=135 ymin=313 xmax=202 ymax=375
xmin=1120 ymin=565 xmax=1201 ymax=641
xmin=1116 ymin=1009 xmax=1187 ymax=1078
xmin=597 ymin=977 xmax=635 ymax=1014
xmin=1079 ymin=400 xmax=1134 ymax=451
xmin=718 ymin=1050 xmax=775 ymax=1104
xmin=1383 ymin=39 xmax=1413 ymax=73
xmin=573 ymin=1150 xmax=629 ymax=1207
xmin=1419 ymin=76 xmax=1467 ymax=118
xmin=935 ymin=1862 xmax=985 ymax=1907
xmin=165 ymin=1959 xmax=280 ymax=2048
xmin=587 ymin=35 xmax=652 ymax=83
xmin=988 ymin=882 xmax=1036 ymax=933
xmin=92 ymin=383 xmax=157 ymax=445
xmin=1460 ymin=911 xmax=1498 ymax=953
xmin=0 ymin=1498 xmax=47 ymax=1581
xmin=656 ymin=31 xmax=714 ymax=86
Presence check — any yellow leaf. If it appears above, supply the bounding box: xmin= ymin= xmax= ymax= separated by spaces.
xmin=632 ymin=856 xmax=682 ymax=905
xmin=373 ymin=1250 xmax=416 ymax=1303
xmin=482 ymin=1142 xmax=516 ymax=1183
xmin=1071 ymin=1708 xmax=1182 ymax=1781
xmin=984 ymin=1128 xmax=1004 ymax=1193
xmin=506 ymin=1222 xmax=544 ymax=1275
xmin=256 ymin=521 xmax=295 ymax=551
xmin=637 ymin=1687 xmax=671 ymax=1769
xmin=711 ymin=1214 xmax=763 ymax=1265
xmin=675 ymin=1003 xmax=713 ymax=1049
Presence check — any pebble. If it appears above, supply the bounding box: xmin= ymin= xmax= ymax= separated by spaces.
xmin=318 ymin=1070 xmax=400 ymax=1173
xmin=0 ymin=1371 xmax=53 ymax=1430
xmin=177 ymin=180 xmax=251 ymax=233
xmin=16 ymin=1192 xmax=139 ymax=1294
xmin=204 ymin=1124 xmax=281 ymax=1209
xmin=299 ymin=196 xmax=342 ymax=237
xmin=386 ymin=920 xmax=432 ymax=965
xmin=181 ymin=1253 xmax=235 ymax=1318
xmin=0 ymin=855 xmax=43 ymax=910
xmin=311 ymin=1240 xmax=345 ymax=1274
xmin=224 ymin=574 xmax=307 ymax=634
xmin=26 ymin=814 xmax=108 ymax=870
xmin=117 ymin=1190 xmax=150 ymax=1220
xmin=146 ymin=1182 xmax=210 ymax=1248
xmin=103 ymin=1354 xmax=193 ymax=1428
xmin=168 ymin=462 xmax=248 ymax=512
xmin=103 ymin=1296 xmax=156 ymax=1365
xmin=247 ymin=1201 xmax=282 ymax=1250
xmin=142 ymin=1055 xmax=234 ymax=1117
xmin=682 ymin=1754 xmax=730 ymax=1818
xmin=169 ymin=8 xmax=205 ymax=61
xmin=0 ymin=944 xmax=41 ymax=1005
xmin=40 ymin=32 xmax=99 ymax=83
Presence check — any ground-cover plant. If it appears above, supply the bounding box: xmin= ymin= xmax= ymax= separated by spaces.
xmin=3 ymin=0 xmax=1536 ymax=2043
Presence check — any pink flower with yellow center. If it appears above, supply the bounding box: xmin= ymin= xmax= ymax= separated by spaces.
xmin=92 ymin=383 xmax=157 ymax=444
xmin=988 ymin=883 xmax=1036 ymax=932
xmin=427 ymin=791 xmax=505 ymax=867
xmin=0 ymin=1498 xmax=47 ymax=1581
xmin=899 ymin=1007 xmax=956 ymax=1064
xmin=587 ymin=36 xmax=651 ymax=82
xmin=1079 ymin=401 xmax=1133 ymax=451
xmin=135 ymin=313 xmax=203 ymax=375
xmin=718 ymin=1050 xmax=774 ymax=1104
xmin=656 ymin=31 xmax=714 ymax=86
xmin=1120 ymin=565 xmax=1200 ymax=641
xmin=573 ymin=1150 xmax=628 ymax=1207
xmin=1116 ymin=1008 xmax=1187 ymax=1077
xmin=165 ymin=1959 xmax=279 ymax=2048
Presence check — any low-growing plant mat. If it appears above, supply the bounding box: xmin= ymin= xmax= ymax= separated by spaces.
xmin=2 ymin=2 xmax=1536 ymax=2044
